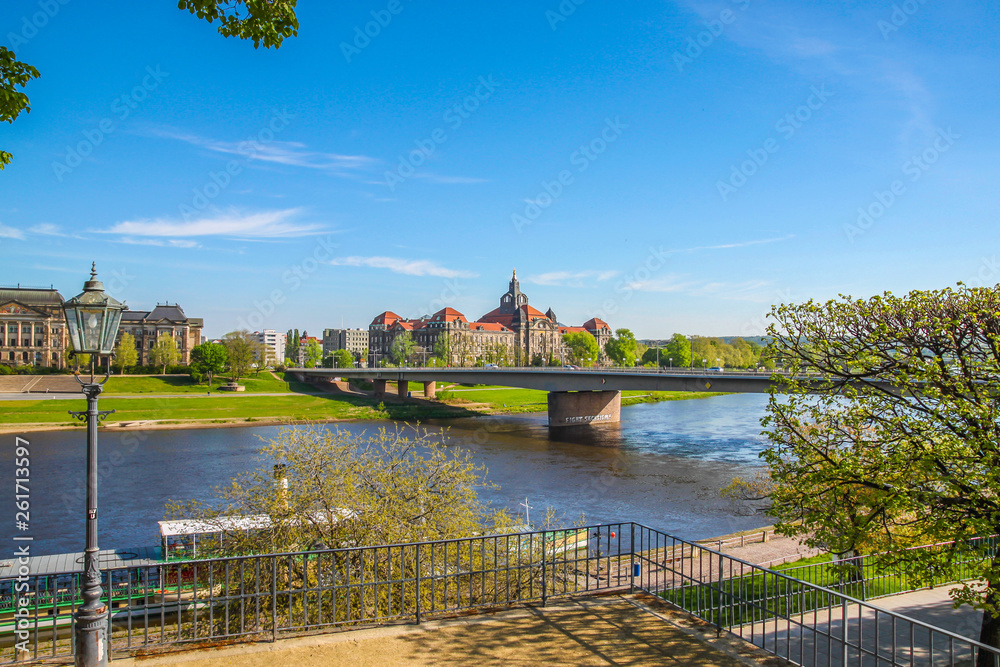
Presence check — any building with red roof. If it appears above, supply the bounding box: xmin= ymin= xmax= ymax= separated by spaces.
xmin=367 ymin=271 xmax=612 ymax=366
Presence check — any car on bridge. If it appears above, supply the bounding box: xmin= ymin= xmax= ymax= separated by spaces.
xmin=707 ymin=367 xmax=724 ymax=373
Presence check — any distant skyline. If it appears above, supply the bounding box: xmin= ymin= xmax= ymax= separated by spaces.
xmin=2 ymin=1 xmax=998 ymax=339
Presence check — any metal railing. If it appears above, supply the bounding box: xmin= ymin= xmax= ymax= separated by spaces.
xmin=0 ymin=525 xmax=628 ymax=663
xmin=775 ymin=536 xmax=1000 ymax=602
xmin=631 ymin=525 xmax=1000 ymax=666
xmin=2 ymin=523 xmax=997 ymax=666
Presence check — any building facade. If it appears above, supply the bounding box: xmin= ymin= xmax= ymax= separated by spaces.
xmin=322 ymin=328 xmax=369 ymax=362
xmin=118 ymin=304 xmax=204 ymax=366
xmin=368 ymin=271 xmax=612 ymax=367
xmin=254 ymin=329 xmax=286 ymax=365
xmin=0 ymin=287 xmax=67 ymax=368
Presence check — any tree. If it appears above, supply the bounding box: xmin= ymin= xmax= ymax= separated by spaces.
xmin=303 ymin=339 xmax=323 ymax=368
xmin=604 ymin=328 xmax=639 ymax=367
xmin=661 ymin=333 xmax=692 ymax=368
xmin=178 ymin=0 xmax=298 ymax=49
xmin=149 ymin=333 xmax=180 ymax=375
xmin=0 ymin=48 xmax=40 ymax=170
xmin=165 ymin=425 xmax=513 ymax=554
xmin=2 ymin=2 xmax=297 ymax=170
xmin=223 ymin=330 xmax=260 ymax=383
xmin=562 ymin=331 xmax=599 ymax=366
xmin=332 ymin=349 xmax=354 ymax=368
xmin=112 ymin=332 xmax=138 ymax=374
xmin=761 ymin=285 xmax=1000 ymax=660
xmin=432 ymin=335 xmax=451 ymax=366
xmin=162 ymin=426 xmax=527 ymax=633
xmin=390 ymin=332 xmax=417 ymax=365
xmin=190 ymin=342 xmax=228 ymax=386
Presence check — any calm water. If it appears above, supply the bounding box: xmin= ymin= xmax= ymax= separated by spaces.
xmin=1 ymin=393 xmax=773 ymax=556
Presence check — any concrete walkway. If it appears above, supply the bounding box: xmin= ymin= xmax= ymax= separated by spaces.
xmin=113 ymin=596 xmax=781 ymax=667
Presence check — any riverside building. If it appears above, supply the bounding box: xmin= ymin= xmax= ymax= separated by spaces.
xmin=368 ymin=271 xmax=611 ymax=367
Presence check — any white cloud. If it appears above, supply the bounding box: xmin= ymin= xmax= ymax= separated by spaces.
xmin=150 ymin=128 xmax=378 ymax=174
xmin=528 ymin=270 xmax=619 ymax=286
xmin=623 ymin=274 xmax=698 ymax=293
xmin=329 ymin=256 xmax=477 ymax=279
xmin=413 ymin=173 xmax=488 ymax=185
xmin=0 ymin=223 xmax=25 ymax=240
xmin=118 ymin=238 xmax=201 ymax=248
xmin=99 ymin=209 xmax=322 ymax=239
xmin=623 ymin=273 xmax=774 ymax=302
xmin=665 ymin=234 xmax=795 ymax=255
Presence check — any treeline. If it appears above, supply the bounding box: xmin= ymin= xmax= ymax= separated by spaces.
xmin=604 ymin=330 xmax=776 ymax=369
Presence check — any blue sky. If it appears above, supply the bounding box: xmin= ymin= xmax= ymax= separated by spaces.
xmin=1 ymin=0 xmax=998 ymax=339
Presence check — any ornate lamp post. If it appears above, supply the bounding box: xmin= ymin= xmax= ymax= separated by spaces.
xmin=62 ymin=264 xmax=125 ymax=667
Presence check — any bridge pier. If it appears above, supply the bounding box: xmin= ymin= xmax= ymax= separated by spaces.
xmin=397 ymin=380 xmax=409 ymax=398
xmin=372 ymin=379 xmax=387 ymax=398
xmin=423 ymin=381 xmax=436 ymax=399
xmin=547 ymin=390 xmax=621 ymax=427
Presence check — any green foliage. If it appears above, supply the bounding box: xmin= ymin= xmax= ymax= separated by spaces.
xmin=390 ymin=331 xmax=417 ymax=365
xmin=149 ymin=333 xmax=181 ymax=375
xmin=190 ymin=342 xmax=228 ymax=385
xmin=166 ymin=426 xmax=510 ymax=550
xmin=432 ymin=334 xmax=451 ymax=365
xmin=661 ymin=333 xmax=691 ymax=368
xmin=604 ymin=328 xmax=639 ymax=366
xmin=223 ymin=330 xmax=260 ymax=382
xmin=332 ymin=349 xmax=354 ymax=368
xmin=303 ymin=338 xmax=323 ymax=367
xmin=112 ymin=332 xmax=139 ymax=374
xmin=0 ymin=47 xmax=40 ymax=169
xmin=178 ymin=0 xmax=299 ymax=49
xmin=562 ymin=331 xmax=599 ymax=366
xmin=762 ymin=284 xmax=1000 ymax=649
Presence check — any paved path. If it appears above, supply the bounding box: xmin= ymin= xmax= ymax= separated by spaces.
xmin=113 ymin=596 xmax=781 ymax=667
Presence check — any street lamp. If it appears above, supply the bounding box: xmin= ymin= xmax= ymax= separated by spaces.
xmin=668 ymin=357 xmax=672 ymax=371
xmin=702 ymin=358 xmax=707 ymax=372
xmin=62 ymin=263 xmax=125 ymax=667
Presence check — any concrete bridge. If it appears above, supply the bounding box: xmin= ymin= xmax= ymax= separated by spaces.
xmin=289 ymin=367 xmax=808 ymax=427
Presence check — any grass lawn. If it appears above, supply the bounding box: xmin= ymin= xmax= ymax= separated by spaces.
xmin=101 ymin=372 xmax=314 ymax=395
xmin=0 ymin=393 xmax=482 ymax=426
xmin=438 ymin=385 xmax=727 ymax=413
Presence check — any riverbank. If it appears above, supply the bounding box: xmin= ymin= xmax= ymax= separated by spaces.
xmin=0 ymin=376 xmax=727 ymax=434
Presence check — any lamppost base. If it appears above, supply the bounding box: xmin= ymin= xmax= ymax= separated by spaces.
xmin=74 ymin=612 xmax=108 ymax=666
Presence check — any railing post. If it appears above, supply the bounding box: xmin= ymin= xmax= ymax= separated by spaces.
xmin=271 ymin=556 xmax=278 ymax=642
xmin=541 ymin=530 xmax=547 ymax=607
xmin=415 ymin=543 xmax=422 ymax=624
xmin=841 ymin=598 xmax=849 ymax=667
xmin=716 ymin=551 xmax=723 ymax=637
xmin=630 ymin=525 xmax=636 ymax=594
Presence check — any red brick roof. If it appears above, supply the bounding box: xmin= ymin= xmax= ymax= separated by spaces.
xmin=558 ymin=326 xmax=588 ymax=335
xmin=370 ymin=311 xmax=402 ymax=326
xmin=471 ymin=322 xmax=509 ymax=332
xmin=391 ymin=320 xmax=414 ymax=331
xmin=431 ymin=307 xmax=467 ymax=323
xmin=583 ymin=317 xmax=610 ymax=331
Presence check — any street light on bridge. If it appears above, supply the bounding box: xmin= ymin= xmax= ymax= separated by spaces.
xmin=62 ymin=263 xmax=126 ymax=667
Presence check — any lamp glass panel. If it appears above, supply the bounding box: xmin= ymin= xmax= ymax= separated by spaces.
xmin=80 ymin=308 xmax=105 ymax=353
xmin=64 ymin=307 xmax=83 ymax=351
xmin=101 ymin=307 xmax=124 ymax=354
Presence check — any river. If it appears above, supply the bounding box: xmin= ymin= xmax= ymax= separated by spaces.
xmin=2 ymin=393 xmax=773 ymax=556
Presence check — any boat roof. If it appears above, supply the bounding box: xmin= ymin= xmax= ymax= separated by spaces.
xmin=0 ymin=546 xmax=162 ymax=578
xmin=159 ymin=510 xmax=356 ymax=538
xmin=158 ymin=515 xmax=274 ymax=537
